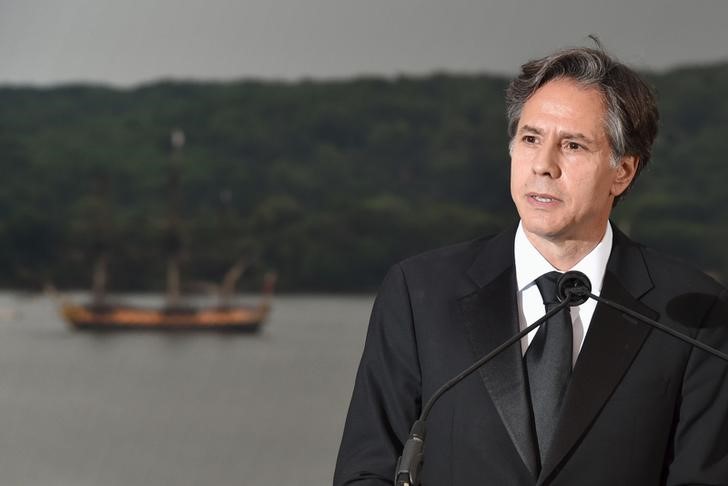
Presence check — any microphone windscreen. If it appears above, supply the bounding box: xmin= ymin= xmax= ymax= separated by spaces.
xmin=558 ymin=271 xmax=592 ymax=305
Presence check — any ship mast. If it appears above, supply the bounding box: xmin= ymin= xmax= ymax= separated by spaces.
xmin=165 ymin=129 xmax=185 ymax=309
xmin=91 ymin=173 xmax=111 ymax=307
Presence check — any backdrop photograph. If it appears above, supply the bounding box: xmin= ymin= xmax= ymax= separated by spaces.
xmin=0 ymin=1 xmax=726 ymax=484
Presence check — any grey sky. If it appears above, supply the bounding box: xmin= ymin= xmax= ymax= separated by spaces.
xmin=1 ymin=0 xmax=727 ymax=87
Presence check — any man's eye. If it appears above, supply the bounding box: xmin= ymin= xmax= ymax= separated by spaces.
xmin=523 ymin=135 xmax=537 ymax=144
xmin=566 ymin=142 xmax=582 ymax=151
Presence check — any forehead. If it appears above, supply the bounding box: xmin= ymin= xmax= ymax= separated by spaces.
xmin=519 ymin=78 xmax=608 ymax=138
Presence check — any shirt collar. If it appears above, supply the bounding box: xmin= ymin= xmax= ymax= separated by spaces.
xmin=514 ymin=221 xmax=613 ymax=294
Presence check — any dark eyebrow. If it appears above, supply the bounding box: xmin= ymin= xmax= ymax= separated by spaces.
xmin=559 ymin=131 xmax=596 ymax=145
xmin=518 ymin=125 xmax=597 ymax=145
xmin=519 ymin=125 xmax=544 ymax=136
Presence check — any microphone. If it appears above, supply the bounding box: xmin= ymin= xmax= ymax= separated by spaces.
xmin=557 ymin=271 xmax=728 ymax=364
xmin=556 ymin=271 xmax=591 ymax=305
xmin=395 ymin=271 xmax=728 ymax=486
xmin=394 ymin=288 xmax=579 ymax=485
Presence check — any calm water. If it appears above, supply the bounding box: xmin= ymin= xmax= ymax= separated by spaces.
xmin=0 ymin=292 xmax=373 ymax=486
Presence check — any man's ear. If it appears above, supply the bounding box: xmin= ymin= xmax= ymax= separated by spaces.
xmin=611 ymin=155 xmax=639 ymax=197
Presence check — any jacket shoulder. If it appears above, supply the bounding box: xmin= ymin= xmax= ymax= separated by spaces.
xmin=641 ymin=244 xmax=726 ymax=296
xmin=398 ymin=234 xmax=495 ymax=276
xmin=612 ymin=224 xmax=725 ymax=297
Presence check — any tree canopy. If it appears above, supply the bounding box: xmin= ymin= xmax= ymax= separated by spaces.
xmin=1 ymin=65 xmax=725 ymax=291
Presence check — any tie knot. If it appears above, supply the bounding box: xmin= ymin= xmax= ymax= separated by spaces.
xmin=535 ymin=271 xmax=562 ymax=306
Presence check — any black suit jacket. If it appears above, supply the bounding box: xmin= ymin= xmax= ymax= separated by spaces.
xmin=334 ymin=225 xmax=728 ymax=485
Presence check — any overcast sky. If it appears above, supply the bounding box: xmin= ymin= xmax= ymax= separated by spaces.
xmin=1 ymin=0 xmax=727 ymax=87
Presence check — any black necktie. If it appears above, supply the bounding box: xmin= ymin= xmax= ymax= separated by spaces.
xmin=525 ymin=271 xmax=573 ymax=463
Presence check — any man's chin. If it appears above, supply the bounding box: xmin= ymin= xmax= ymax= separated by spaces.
xmin=520 ymin=218 xmax=566 ymax=242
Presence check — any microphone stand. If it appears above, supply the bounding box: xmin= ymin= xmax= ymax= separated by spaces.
xmin=588 ymin=292 xmax=728 ymax=363
xmin=394 ymin=297 xmax=575 ymax=486
xmin=558 ymin=272 xmax=728 ymax=364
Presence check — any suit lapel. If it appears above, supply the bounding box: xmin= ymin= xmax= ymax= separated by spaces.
xmin=458 ymin=227 xmax=540 ymax=477
xmin=538 ymin=228 xmax=659 ymax=483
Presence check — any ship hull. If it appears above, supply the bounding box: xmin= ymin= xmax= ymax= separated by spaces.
xmin=62 ymin=303 xmax=269 ymax=332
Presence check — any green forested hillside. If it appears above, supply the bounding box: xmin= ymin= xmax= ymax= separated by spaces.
xmin=0 ymin=65 xmax=726 ymax=291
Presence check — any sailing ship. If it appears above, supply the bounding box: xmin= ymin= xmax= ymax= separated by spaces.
xmin=60 ymin=130 xmax=277 ymax=332
xmin=60 ymin=272 xmax=276 ymax=332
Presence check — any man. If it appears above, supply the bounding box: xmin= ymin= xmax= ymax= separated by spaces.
xmin=334 ymin=45 xmax=728 ymax=485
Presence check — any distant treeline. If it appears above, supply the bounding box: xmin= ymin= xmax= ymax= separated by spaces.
xmin=1 ymin=64 xmax=726 ymax=291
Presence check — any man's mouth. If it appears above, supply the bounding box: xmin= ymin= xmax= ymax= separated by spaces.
xmin=528 ymin=193 xmax=560 ymax=203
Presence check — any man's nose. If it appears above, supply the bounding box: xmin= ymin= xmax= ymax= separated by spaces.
xmin=532 ymin=143 xmax=561 ymax=178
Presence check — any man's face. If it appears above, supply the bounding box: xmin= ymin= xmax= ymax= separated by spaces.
xmin=510 ymin=78 xmax=636 ymax=247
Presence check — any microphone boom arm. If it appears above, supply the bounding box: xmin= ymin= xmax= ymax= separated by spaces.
xmin=394 ymin=297 xmax=574 ymax=486
xmin=421 ymin=298 xmax=572 ymax=420
xmin=588 ymin=292 xmax=728 ymax=363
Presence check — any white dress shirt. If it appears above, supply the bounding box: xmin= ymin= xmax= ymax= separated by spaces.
xmin=514 ymin=221 xmax=613 ymax=366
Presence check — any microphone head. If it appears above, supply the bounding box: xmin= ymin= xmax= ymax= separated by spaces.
xmin=557 ymin=271 xmax=592 ymax=305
